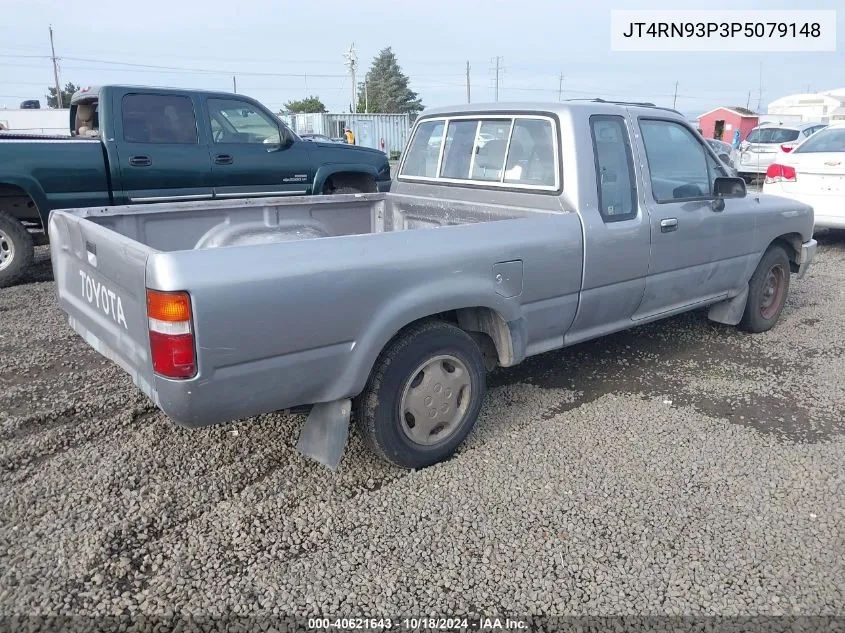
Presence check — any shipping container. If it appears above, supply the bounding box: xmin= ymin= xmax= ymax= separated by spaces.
xmin=279 ymin=112 xmax=412 ymax=158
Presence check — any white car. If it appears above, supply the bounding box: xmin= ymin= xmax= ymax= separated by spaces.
xmin=735 ymin=122 xmax=827 ymax=179
xmin=762 ymin=122 xmax=845 ymax=230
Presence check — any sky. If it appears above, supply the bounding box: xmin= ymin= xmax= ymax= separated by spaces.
xmin=0 ymin=0 xmax=843 ymax=119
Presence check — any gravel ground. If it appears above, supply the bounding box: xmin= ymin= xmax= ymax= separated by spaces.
xmin=1 ymin=235 xmax=844 ymax=628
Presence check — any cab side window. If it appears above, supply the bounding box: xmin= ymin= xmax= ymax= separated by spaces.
xmin=589 ymin=115 xmax=637 ymax=222
xmin=207 ymin=98 xmax=282 ymax=145
xmin=122 ymin=94 xmax=198 ymax=144
xmin=640 ymin=119 xmax=710 ymax=202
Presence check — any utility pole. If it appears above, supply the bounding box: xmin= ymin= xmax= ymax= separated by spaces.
xmin=343 ymin=43 xmax=358 ymax=113
xmin=756 ymin=62 xmax=763 ymax=112
xmin=466 ymin=61 xmax=471 ymax=103
xmin=364 ymin=77 xmax=369 ymax=113
xmin=232 ymin=76 xmax=237 ymax=93
xmin=746 ymin=90 xmax=751 ymax=109
xmin=493 ymin=56 xmax=502 ymax=102
xmin=49 ymin=25 xmax=62 ymax=109
xmin=558 ymin=73 xmax=564 ymax=101
xmin=673 ymin=81 xmax=678 ymax=109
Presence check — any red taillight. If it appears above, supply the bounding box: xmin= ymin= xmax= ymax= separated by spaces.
xmin=765 ymin=163 xmax=797 ymax=184
xmin=780 ymin=144 xmax=794 ymax=153
xmin=146 ymin=289 xmax=196 ymax=379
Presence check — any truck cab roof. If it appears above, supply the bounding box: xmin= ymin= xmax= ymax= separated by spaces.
xmin=419 ymin=100 xmax=685 ymax=119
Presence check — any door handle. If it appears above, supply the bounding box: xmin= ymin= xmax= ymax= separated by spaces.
xmin=129 ymin=155 xmax=152 ymax=167
xmin=660 ymin=218 xmax=678 ymax=233
xmin=215 ymin=154 xmax=234 ymax=165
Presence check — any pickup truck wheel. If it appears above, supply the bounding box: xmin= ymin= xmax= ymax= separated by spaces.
xmin=330 ymin=185 xmax=365 ymax=194
xmin=0 ymin=211 xmax=34 ymax=287
xmin=355 ymin=320 xmax=486 ymax=469
xmin=739 ymin=245 xmax=791 ymax=333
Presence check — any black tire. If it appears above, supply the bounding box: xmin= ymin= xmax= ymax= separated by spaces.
xmin=739 ymin=244 xmax=791 ymax=333
xmin=0 ymin=211 xmax=34 ymax=288
xmin=329 ymin=185 xmax=364 ymax=194
xmin=355 ymin=320 xmax=486 ymax=469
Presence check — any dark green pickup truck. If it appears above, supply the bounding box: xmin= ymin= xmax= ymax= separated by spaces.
xmin=0 ymin=84 xmax=391 ymax=286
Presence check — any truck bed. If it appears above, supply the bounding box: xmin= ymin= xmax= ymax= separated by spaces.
xmin=49 ymin=192 xmax=582 ymax=427
xmin=80 ymin=191 xmax=560 ymax=252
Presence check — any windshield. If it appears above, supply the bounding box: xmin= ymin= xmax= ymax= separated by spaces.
xmin=745 ymin=128 xmax=800 ymax=143
xmin=793 ymin=128 xmax=845 ymax=154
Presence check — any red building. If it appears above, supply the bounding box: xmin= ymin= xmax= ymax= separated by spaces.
xmin=697 ymin=107 xmax=759 ymax=143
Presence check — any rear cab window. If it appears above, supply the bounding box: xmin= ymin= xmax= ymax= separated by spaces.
xmin=121 ymin=94 xmax=198 ymax=144
xmin=399 ymin=114 xmax=559 ymax=191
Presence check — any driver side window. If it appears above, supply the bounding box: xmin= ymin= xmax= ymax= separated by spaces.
xmin=640 ymin=119 xmax=711 ymax=202
xmin=207 ymin=98 xmax=282 ymax=145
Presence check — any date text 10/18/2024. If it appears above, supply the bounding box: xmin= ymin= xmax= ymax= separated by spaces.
xmin=307 ymin=617 xmax=529 ymax=630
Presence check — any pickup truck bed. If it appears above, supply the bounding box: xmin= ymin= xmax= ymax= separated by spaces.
xmin=50 ymin=192 xmax=580 ymax=429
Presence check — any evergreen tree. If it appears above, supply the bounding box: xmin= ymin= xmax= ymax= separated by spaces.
xmin=47 ymin=82 xmax=79 ymax=108
xmin=357 ymin=48 xmax=422 ymax=114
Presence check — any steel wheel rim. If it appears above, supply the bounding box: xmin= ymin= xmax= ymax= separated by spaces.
xmin=0 ymin=228 xmax=13 ymax=272
xmin=760 ymin=264 xmax=785 ymax=319
xmin=399 ymin=354 xmax=472 ymax=447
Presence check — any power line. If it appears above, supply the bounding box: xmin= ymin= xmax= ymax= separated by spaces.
xmin=0 ymin=53 xmax=347 ymax=78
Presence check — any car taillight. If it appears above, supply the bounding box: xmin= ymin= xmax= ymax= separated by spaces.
xmin=781 ymin=144 xmax=795 ymax=153
xmin=765 ymin=163 xmax=797 ymax=184
xmin=146 ymin=289 xmax=196 ymax=379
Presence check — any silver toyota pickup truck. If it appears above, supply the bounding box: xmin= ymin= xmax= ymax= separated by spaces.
xmin=49 ymin=101 xmax=817 ymax=470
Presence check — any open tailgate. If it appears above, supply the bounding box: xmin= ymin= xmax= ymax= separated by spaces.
xmin=48 ymin=210 xmax=157 ymax=399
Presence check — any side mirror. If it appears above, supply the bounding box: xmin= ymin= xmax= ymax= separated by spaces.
xmin=714 ymin=176 xmax=746 ymax=199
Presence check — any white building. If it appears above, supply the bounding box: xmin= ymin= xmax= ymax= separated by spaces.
xmin=767 ymin=89 xmax=845 ymax=124
xmin=0 ymin=108 xmax=70 ymax=135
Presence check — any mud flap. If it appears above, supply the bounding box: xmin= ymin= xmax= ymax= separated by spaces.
xmin=296 ymin=399 xmax=352 ymax=470
xmin=707 ymin=287 xmax=749 ymax=326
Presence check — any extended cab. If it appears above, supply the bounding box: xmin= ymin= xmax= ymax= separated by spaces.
xmin=50 ymin=101 xmax=817 ymax=470
xmin=0 ymin=85 xmax=391 ymax=285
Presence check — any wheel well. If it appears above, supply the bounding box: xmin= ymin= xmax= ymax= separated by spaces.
xmin=391 ymin=307 xmax=515 ymax=372
xmin=323 ymin=172 xmax=377 ymax=194
xmin=771 ymin=233 xmax=802 ymax=274
xmin=0 ymin=184 xmax=41 ymax=227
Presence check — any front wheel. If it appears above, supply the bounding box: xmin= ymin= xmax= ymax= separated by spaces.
xmin=0 ymin=211 xmax=35 ymax=288
xmin=355 ymin=320 xmax=486 ymax=469
xmin=739 ymin=244 xmax=791 ymax=333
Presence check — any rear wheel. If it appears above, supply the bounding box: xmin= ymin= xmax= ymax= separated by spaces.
xmin=355 ymin=320 xmax=486 ymax=469
xmin=739 ymin=244 xmax=791 ymax=333
xmin=0 ymin=211 xmax=34 ymax=288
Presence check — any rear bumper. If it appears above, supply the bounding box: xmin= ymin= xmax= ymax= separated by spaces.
xmin=797 ymin=239 xmax=818 ymax=279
